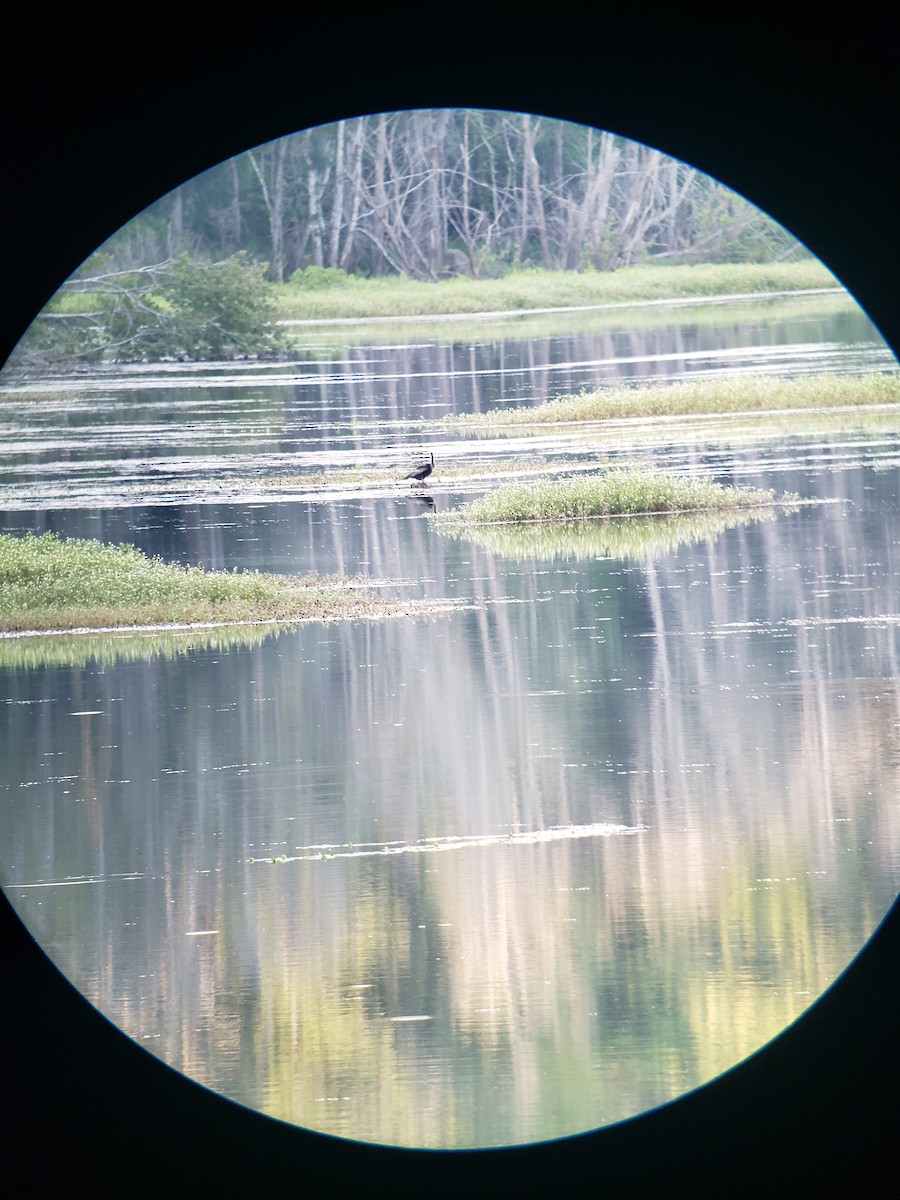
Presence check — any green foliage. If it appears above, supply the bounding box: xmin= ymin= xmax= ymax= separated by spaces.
xmin=689 ymin=190 xmax=805 ymax=264
xmin=288 ymin=265 xmax=355 ymax=290
xmin=150 ymin=253 xmax=287 ymax=359
xmin=10 ymin=253 xmax=288 ymax=368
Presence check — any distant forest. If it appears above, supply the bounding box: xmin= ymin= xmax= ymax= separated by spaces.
xmin=97 ymin=109 xmax=804 ymax=284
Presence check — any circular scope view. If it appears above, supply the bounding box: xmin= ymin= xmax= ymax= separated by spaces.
xmin=1 ymin=109 xmax=898 ymax=1149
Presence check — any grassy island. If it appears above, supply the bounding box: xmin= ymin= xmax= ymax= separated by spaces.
xmin=431 ymin=469 xmax=798 ymax=528
xmin=442 ymin=373 xmax=900 ymax=431
xmin=0 ymin=532 xmax=437 ymax=634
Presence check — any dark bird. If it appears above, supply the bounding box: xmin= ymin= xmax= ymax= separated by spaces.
xmin=404 ymin=451 xmax=434 ymax=486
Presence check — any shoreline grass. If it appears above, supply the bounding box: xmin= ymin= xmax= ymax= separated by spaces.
xmin=286 ymin=292 xmax=861 ymax=356
xmin=442 ymin=373 xmax=900 ymax=431
xmin=431 ymin=469 xmax=798 ymax=528
xmin=0 ymin=532 xmax=440 ymax=634
xmin=275 ymin=261 xmax=839 ymax=322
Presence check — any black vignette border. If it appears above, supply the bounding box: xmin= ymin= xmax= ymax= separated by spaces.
xmin=1 ymin=16 xmax=898 ymax=1197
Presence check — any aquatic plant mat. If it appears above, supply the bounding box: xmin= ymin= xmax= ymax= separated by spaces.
xmin=0 ymin=532 xmax=450 ymax=634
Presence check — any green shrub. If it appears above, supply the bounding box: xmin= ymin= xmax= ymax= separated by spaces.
xmin=288 ymin=265 xmax=355 ymax=290
xmin=10 ymin=252 xmax=288 ymax=367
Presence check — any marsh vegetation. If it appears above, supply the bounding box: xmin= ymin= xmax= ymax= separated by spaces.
xmin=276 ymin=261 xmax=837 ymax=322
xmin=0 ymin=532 xmax=441 ymax=633
xmin=443 ymin=373 xmax=900 ymax=431
xmin=431 ymin=469 xmax=796 ymax=528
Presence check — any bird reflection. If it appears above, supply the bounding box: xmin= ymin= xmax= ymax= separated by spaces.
xmin=412 ymin=493 xmax=436 ymax=512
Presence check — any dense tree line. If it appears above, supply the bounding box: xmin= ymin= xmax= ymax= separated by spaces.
xmin=9 ymin=110 xmax=805 ymax=367
xmin=102 ymin=109 xmax=802 ymax=284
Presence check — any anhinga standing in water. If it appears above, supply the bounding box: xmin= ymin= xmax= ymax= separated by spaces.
xmin=404 ymin=451 xmax=434 ymax=486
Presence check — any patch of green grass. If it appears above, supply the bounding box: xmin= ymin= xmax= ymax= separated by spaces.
xmin=275 ymin=261 xmax=839 ymax=322
xmin=0 ymin=531 xmax=438 ymax=633
xmin=431 ymin=469 xmax=797 ymax=527
xmin=443 ymin=373 xmax=900 ymax=430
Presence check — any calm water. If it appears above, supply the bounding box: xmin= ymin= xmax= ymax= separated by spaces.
xmin=1 ymin=292 xmax=899 ymax=1148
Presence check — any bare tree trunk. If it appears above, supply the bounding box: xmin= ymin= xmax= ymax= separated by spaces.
xmin=167 ymin=190 xmax=184 ymax=258
xmin=130 ymin=109 xmax=788 ymax=282
xmin=308 ymin=165 xmax=324 ymax=267
xmin=328 ymin=120 xmax=345 ymax=268
xmin=338 ymin=120 xmax=365 ymax=271
xmin=228 ymin=157 xmax=242 ymax=251
xmin=583 ymin=130 xmax=619 ymax=268
xmin=457 ymin=110 xmax=479 ymax=276
xmin=428 ymin=109 xmax=449 ymax=274
xmin=246 ymin=141 xmax=289 ymax=282
xmin=362 ymin=112 xmax=439 ymax=279
xmin=522 ymin=113 xmax=554 ymax=270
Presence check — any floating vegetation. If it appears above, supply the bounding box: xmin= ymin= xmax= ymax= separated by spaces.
xmin=431 ymin=469 xmax=797 ymax=528
xmin=442 ymin=373 xmax=900 ymax=431
xmin=0 ymin=531 xmax=445 ymax=634
xmin=437 ymin=506 xmax=784 ymax=562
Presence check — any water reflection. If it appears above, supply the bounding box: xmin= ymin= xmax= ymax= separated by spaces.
xmin=2 ymin=450 xmax=898 ymax=1147
xmin=0 ymin=622 xmax=284 ymax=671
xmin=0 ymin=291 xmax=893 ymax=515
xmin=434 ymin=505 xmax=786 ymax=562
xmin=1 ymin=291 xmax=898 ymax=1149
